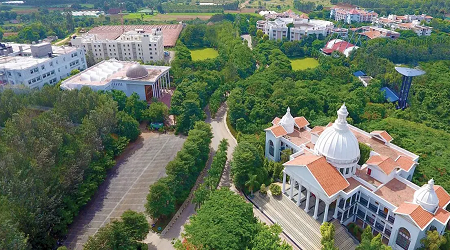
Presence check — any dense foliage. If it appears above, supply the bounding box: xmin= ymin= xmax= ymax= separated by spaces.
xmin=356 ymin=226 xmax=391 ymax=250
xmin=145 ymin=121 xmax=212 ymax=219
xmin=83 ymin=210 xmax=149 ymax=250
xmin=179 ymin=188 xmax=291 ymax=250
xmin=0 ymin=87 xmax=145 ymax=249
xmin=320 ymin=222 xmax=338 ymax=250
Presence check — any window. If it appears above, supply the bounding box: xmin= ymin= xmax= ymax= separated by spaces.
xmin=345 ymin=168 xmax=349 ymax=175
xmin=367 ymin=168 xmax=372 ymax=175
xmin=396 ymin=228 xmax=411 ymax=250
xmin=269 ymin=140 xmax=274 ymax=157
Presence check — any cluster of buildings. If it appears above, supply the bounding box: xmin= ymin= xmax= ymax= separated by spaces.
xmin=256 ymin=10 xmax=344 ymax=42
xmin=265 ymin=105 xmax=450 ymax=250
xmin=0 ymin=42 xmax=86 ymax=89
xmin=71 ymin=11 xmax=105 ymax=17
xmin=322 ymin=39 xmax=358 ymax=57
xmin=330 ymin=7 xmax=378 ymax=24
xmin=357 ymin=26 xmax=401 ymax=40
xmin=61 ymin=59 xmax=170 ymax=102
xmin=373 ymin=14 xmax=433 ymax=36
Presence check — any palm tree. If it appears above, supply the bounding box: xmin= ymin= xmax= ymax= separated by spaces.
xmin=245 ymin=174 xmax=259 ymax=196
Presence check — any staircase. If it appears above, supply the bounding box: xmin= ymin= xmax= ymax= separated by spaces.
xmin=332 ymin=219 xmax=358 ymax=250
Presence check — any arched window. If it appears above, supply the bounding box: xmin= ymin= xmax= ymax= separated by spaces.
xmin=269 ymin=140 xmax=274 ymax=157
xmin=345 ymin=168 xmax=349 ymax=175
xmin=396 ymin=227 xmax=411 ymax=250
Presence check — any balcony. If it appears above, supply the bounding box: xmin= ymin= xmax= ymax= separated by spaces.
xmin=385 ymin=228 xmax=391 ymax=237
xmin=360 ymin=197 xmax=368 ymax=207
xmin=378 ymin=210 xmax=387 ymax=219
xmin=357 ymin=209 xmax=365 ymax=219
xmin=368 ymin=203 xmax=378 ymax=213
xmin=375 ymin=222 xmax=384 ymax=232
xmin=388 ymin=216 xmax=395 ymax=224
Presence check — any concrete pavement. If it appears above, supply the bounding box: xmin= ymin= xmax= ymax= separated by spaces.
xmin=241 ymin=34 xmax=253 ymax=50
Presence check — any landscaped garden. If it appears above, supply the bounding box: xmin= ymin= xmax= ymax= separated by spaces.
xmin=290 ymin=57 xmax=319 ymax=71
xmin=190 ymin=48 xmax=219 ymax=61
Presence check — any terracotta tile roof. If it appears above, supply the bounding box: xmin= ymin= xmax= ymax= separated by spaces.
xmin=366 ymin=154 xmax=399 ymax=174
xmin=434 ymin=185 xmax=450 ymax=208
xmin=434 ymin=208 xmax=450 ymax=224
xmin=272 ymin=117 xmax=281 ymax=125
xmin=395 ymin=156 xmax=416 ymax=172
xmin=311 ymin=126 xmax=325 ymax=135
xmin=266 ymin=125 xmax=288 ymax=138
xmin=285 ymin=129 xmax=311 ymax=146
xmin=294 ymin=116 xmax=309 ymax=128
xmin=374 ymin=178 xmax=415 ymax=207
xmin=306 ymin=157 xmax=349 ymax=196
xmin=284 ymin=152 xmax=321 ymax=166
xmin=305 ymin=142 xmax=315 ymax=149
xmin=395 ymin=203 xmax=433 ymax=229
xmin=355 ymin=168 xmax=383 ymax=188
xmin=361 ymin=31 xmax=383 ymax=39
xmin=370 ymin=130 xmax=393 ymax=143
xmin=344 ymin=177 xmax=371 ymax=193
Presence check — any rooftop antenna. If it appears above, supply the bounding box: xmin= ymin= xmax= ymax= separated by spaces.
xmin=395 ymin=67 xmax=425 ymax=110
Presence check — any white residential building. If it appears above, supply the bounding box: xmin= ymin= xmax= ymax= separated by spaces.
xmin=330 ymin=7 xmax=378 ymax=24
xmin=257 ymin=17 xmax=334 ymax=41
xmin=0 ymin=42 xmax=86 ymax=89
xmin=61 ymin=59 xmax=170 ymax=102
xmin=71 ymin=28 xmax=164 ymax=63
xmin=373 ymin=14 xmax=433 ymax=36
xmin=265 ymin=105 xmax=450 ymax=250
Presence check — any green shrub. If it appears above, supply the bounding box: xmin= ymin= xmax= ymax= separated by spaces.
xmin=269 ymin=183 xmax=281 ymax=196
xmin=260 ymin=184 xmax=267 ymax=195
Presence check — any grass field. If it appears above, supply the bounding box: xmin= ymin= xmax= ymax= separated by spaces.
xmin=290 ymin=57 xmax=319 ymax=71
xmin=123 ymin=12 xmax=216 ymax=21
xmin=190 ymin=48 xmax=219 ymax=61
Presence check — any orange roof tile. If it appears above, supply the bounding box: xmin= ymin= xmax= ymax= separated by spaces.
xmin=284 ymin=152 xmax=321 ymax=166
xmin=371 ymin=130 xmax=393 ymax=143
xmin=306 ymin=157 xmax=349 ymax=196
xmin=362 ymin=30 xmax=383 ymax=39
xmin=344 ymin=177 xmax=371 ymax=193
xmin=272 ymin=117 xmax=281 ymax=125
xmin=266 ymin=125 xmax=288 ymax=137
xmin=300 ymin=13 xmax=309 ymax=19
xmin=434 ymin=185 xmax=450 ymax=208
xmin=375 ymin=178 xmax=415 ymax=207
xmin=294 ymin=116 xmax=309 ymax=128
xmin=434 ymin=208 xmax=450 ymax=224
xmin=396 ymin=156 xmax=416 ymax=172
xmin=311 ymin=126 xmax=325 ymax=135
xmin=395 ymin=203 xmax=434 ymax=229
xmin=366 ymin=154 xmax=399 ymax=174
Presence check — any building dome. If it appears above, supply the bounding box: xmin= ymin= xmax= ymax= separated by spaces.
xmin=314 ymin=103 xmax=360 ymax=166
xmin=414 ymin=179 xmax=439 ymax=213
xmin=279 ymin=107 xmax=295 ymax=133
xmin=126 ymin=64 xmax=148 ymax=79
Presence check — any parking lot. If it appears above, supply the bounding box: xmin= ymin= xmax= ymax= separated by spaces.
xmin=64 ymin=132 xmax=185 ymax=249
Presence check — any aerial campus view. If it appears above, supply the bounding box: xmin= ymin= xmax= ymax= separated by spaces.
xmin=1 ymin=0 xmax=450 ymax=250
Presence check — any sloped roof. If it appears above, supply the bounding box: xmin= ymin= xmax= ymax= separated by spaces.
xmin=366 ymin=154 xmax=399 ymax=174
xmin=265 ymin=124 xmax=288 ymax=138
xmin=294 ymin=116 xmax=309 ymax=128
xmin=434 ymin=185 xmax=450 ymax=208
xmin=395 ymin=203 xmax=450 ymax=230
xmin=311 ymin=126 xmax=325 ymax=135
xmin=370 ymin=130 xmax=393 ymax=143
xmin=395 ymin=155 xmax=416 ymax=172
xmin=307 ymin=157 xmax=350 ymax=196
xmin=272 ymin=117 xmax=281 ymax=125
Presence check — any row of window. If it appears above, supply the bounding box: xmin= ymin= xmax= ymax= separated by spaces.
xmin=69 ymin=60 xmax=80 ymax=67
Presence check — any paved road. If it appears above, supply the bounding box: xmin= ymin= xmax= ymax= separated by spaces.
xmin=64 ymin=132 xmax=185 ymax=249
xmin=241 ymin=34 xmax=253 ymax=50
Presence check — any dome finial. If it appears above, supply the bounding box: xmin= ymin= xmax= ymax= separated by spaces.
xmin=279 ymin=106 xmax=295 ymax=134
xmin=287 ymin=107 xmax=291 ymax=114
xmin=334 ymin=103 xmax=349 ymax=130
xmin=428 ymin=179 xmax=435 ymax=189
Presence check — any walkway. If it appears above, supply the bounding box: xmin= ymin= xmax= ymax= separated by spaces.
xmin=64 ymin=132 xmax=185 ymax=249
xmin=252 ymin=189 xmax=357 ymax=250
xmin=241 ymin=34 xmax=252 ymax=50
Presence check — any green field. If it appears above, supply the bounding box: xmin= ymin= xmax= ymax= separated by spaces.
xmin=190 ymin=48 xmax=219 ymax=61
xmin=290 ymin=57 xmax=319 ymax=71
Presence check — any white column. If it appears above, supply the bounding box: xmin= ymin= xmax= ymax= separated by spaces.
xmin=304 ymin=190 xmax=311 ymax=213
xmin=165 ymin=73 xmax=169 ymax=88
xmin=340 ymin=210 xmax=344 ymax=223
xmin=343 ymin=198 xmax=347 ymax=210
xmin=383 ymin=223 xmax=387 ymax=234
xmin=367 ymin=197 xmax=371 ymax=208
xmin=323 ymin=203 xmax=330 ymax=224
xmin=333 ymin=198 xmax=341 ymax=219
xmin=167 ymin=71 xmax=170 ymax=88
xmin=386 ymin=210 xmax=390 ymax=221
xmin=358 ymin=192 xmax=361 ymax=202
xmin=296 ymin=183 xmax=302 ymax=206
xmin=313 ymin=197 xmax=320 ymax=219
xmin=350 ymin=195 xmax=353 ymax=205
xmin=289 ymin=179 xmax=295 ymax=199
xmin=282 ymin=171 xmax=286 ymax=194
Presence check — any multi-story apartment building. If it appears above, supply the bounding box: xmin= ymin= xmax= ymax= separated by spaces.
xmin=256 ymin=17 xmax=335 ymax=41
xmin=359 ymin=26 xmax=401 ymax=39
xmin=265 ymin=105 xmax=450 ymax=250
xmin=331 ymin=7 xmax=378 ymax=24
xmin=373 ymin=14 xmax=433 ymax=36
xmin=0 ymin=42 xmax=86 ymax=89
xmin=71 ymin=28 xmax=164 ymax=63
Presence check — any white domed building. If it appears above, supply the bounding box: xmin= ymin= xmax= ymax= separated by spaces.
xmin=264 ymin=104 xmax=450 ymax=250
xmin=60 ymin=59 xmax=171 ymax=102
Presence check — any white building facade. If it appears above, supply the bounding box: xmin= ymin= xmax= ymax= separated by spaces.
xmin=265 ymin=104 xmax=450 ymax=250
xmin=71 ymin=29 xmax=164 ymax=63
xmin=0 ymin=42 xmax=86 ymax=89
xmin=257 ymin=18 xmax=334 ymax=41
xmin=373 ymin=14 xmax=433 ymax=36
xmin=330 ymin=8 xmax=378 ymax=24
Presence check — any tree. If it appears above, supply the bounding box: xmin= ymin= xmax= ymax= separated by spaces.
xmin=84 ymin=210 xmax=149 ymax=250
xmin=245 ymin=174 xmax=259 ymax=196
xmin=320 ymin=222 xmax=338 ymax=250
xmin=124 ymin=93 xmax=147 ymax=122
xmin=116 ymin=111 xmax=141 ymax=141
xmin=193 ymin=184 xmax=210 ymax=209
xmin=358 ymin=142 xmax=371 ymax=165
xmin=145 ymin=178 xmax=176 ymax=219
xmin=143 ymin=101 xmax=168 ymax=123
xmin=420 ymin=230 xmax=446 ymax=250
xmin=0 ymin=197 xmax=28 ymax=250
xmin=231 ymin=142 xmax=266 ymax=190
xmin=280 ymin=148 xmax=292 ymax=163
xmin=256 ymin=29 xmax=264 ymax=39
xmin=356 ymin=226 xmax=392 ymax=250
xmin=251 ymin=223 xmax=292 ymax=250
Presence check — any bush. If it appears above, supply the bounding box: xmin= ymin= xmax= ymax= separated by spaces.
xmin=269 ymin=183 xmax=281 ymax=196
xmin=260 ymin=184 xmax=267 ymax=195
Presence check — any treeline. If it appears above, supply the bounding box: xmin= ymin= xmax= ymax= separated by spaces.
xmin=330 ymin=0 xmax=450 ymax=17
xmin=293 ymin=0 xmax=317 ymax=13
xmin=177 ymin=188 xmax=292 ymax=250
xmin=0 ymin=86 xmax=147 ymax=249
xmin=161 ymin=1 xmax=238 ymax=13
xmin=170 ymin=22 xmax=256 ymax=134
xmin=145 ymin=121 xmax=212 ymax=220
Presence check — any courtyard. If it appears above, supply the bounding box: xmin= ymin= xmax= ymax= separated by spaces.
xmin=64 ymin=132 xmax=185 ymax=249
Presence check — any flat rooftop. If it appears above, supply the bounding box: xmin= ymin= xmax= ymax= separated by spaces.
xmin=375 ymin=178 xmax=416 ymax=207
xmin=86 ymin=24 xmax=183 ymax=47
xmin=0 ymin=56 xmax=50 ymax=70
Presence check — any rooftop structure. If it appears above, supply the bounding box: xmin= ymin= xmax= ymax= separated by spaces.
xmin=373 ymin=14 xmax=433 ymax=36
xmin=0 ymin=42 xmax=86 ymax=88
xmin=60 ymin=59 xmax=170 ymax=102
xmin=322 ymin=39 xmax=359 ymax=57
xmin=256 ymin=17 xmax=335 ymax=41
xmin=71 ymin=28 xmax=164 ymax=63
xmin=395 ymin=67 xmax=425 ymax=110
xmin=330 ymin=7 xmax=378 ymax=24
xmin=71 ymin=11 xmax=105 ymax=17
xmin=265 ymin=104 xmax=450 ymax=250
xmin=355 ymin=26 xmax=400 ymax=39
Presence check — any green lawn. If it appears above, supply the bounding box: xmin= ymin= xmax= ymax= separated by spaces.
xmin=290 ymin=57 xmax=319 ymax=71
xmin=190 ymin=48 xmax=219 ymax=61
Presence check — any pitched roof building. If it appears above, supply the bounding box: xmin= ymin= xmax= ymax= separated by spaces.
xmin=265 ymin=104 xmax=450 ymax=250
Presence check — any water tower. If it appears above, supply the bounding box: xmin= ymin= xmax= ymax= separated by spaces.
xmin=395 ymin=67 xmax=425 ymax=110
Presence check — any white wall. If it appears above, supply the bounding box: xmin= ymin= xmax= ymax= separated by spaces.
xmin=126 ymin=84 xmax=146 ymax=101
xmin=265 ymin=131 xmax=280 ymax=161
xmin=389 ymin=215 xmax=421 ymax=250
